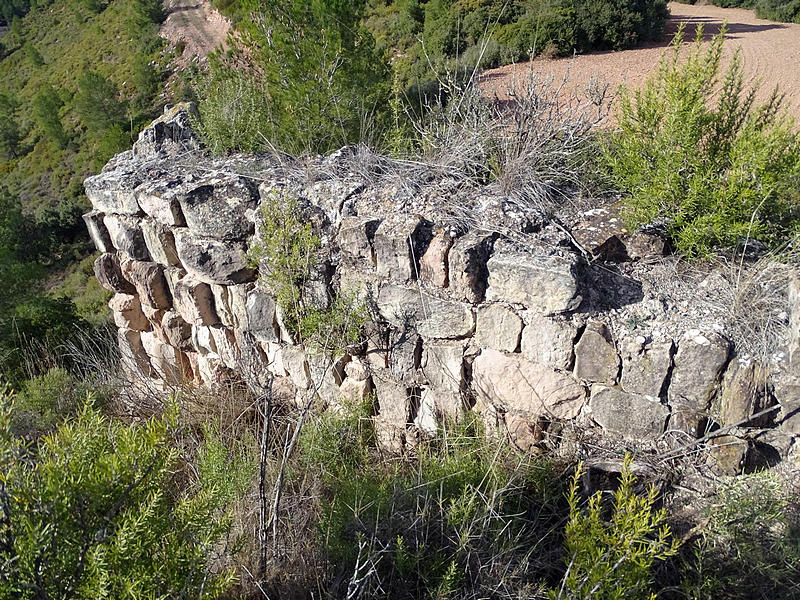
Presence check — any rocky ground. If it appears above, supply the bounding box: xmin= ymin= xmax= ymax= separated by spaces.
xmin=482 ymin=2 xmax=800 ymax=122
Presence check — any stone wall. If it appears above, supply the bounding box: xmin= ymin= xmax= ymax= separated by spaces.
xmin=84 ymin=105 xmax=800 ymax=471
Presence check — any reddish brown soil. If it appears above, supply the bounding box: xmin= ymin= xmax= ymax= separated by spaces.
xmin=482 ymin=2 xmax=800 ymax=122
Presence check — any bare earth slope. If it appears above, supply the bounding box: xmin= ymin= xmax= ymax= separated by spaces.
xmin=159 ymin=0 xmax=229 ymax=68
xmin=483 ymin=2 xmax=800 ymax=121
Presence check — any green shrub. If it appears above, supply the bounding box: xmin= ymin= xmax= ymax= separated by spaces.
xmin=606 ymin=25 xmax=800 ymax=257
xmin=553 ymin=456 xmax=680 ymax=600
xmin=0 ymin=394 xmax=243 ymax=598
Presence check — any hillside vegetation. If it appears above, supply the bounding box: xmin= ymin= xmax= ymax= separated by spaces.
xmin=699 ymin=0 xmax=800 ymax=23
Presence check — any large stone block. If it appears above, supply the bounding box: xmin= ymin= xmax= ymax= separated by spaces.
xmin=120 ymin=259 xmax=172 ymax=309
xmin=283 ymin=345 xmax=311 ymax=390
xmin=388 ymin=329 xmax=422 ymax=383
xmin=244 ymin=286 xmax=279 ymax=342
xmin=486 ymin=251 xmax=581 ymax=314
xmin=574 ymin=322 xmax=620 ymax=384
xmin=620 ymin=337 xmax=673 ymax=397
xmin=377 ymin=285 xmax=475 ymax=339
xmin=141 ymin=218 xmax=181 ymax=267
xmin=373 ymin=215 xmax=431 ymax=283
xmin=94 ymin=253 xmax=135 ymax=294
xmin=472 ymin=348 xmax=586 ymax=421
xmin=373 ymin=368 xmax=413 ymax=433
xmin=210 ymin=326 xmax=241 ymax=370
xmin=419 ymin=230 xmax=453 ymax=287
xmin=103 ymin=214 xmax=149 ymax=260
xmin=209 ymin=284 xmax=235 ymax=329
xmin=475 ymin=304 xmax=522 ymax=353
xmin=117 ymin=328 xmax=150 ymax=374
xmin=177 ymin=177 xmax=258 ymax=241
xmin=174 ymin=229 xmax=256 ymax=285
xmin=135 ymin=179 xmax=187 ymax=226
xmin=140 ymin=330 xmax=191 ymax=383
xmin=414 ymin=387 xmax=464 ymax=435
xmin=108 ymin=293 xmax=150 ymax=331
xmin=668 ymin=329 xmax=731 ymax=410
xmin=83 ymin=210 xmax=113 ymax=253
xmin=173 ymin=276 xmax=219 ymax=326
xmin=448 ymin=232 xmax=494 ymax=303
xmin=718 ymin=359 xmax=770 ymax=427
xmin=589 ymin=385 xmax=669 ymax=440
xmin=421 ymin=342 xmax=465 ymax=392
xmin=161 ymin=311 xmax=193 ymax=351
xmin=338 ymin=216 xmax=379 ymax=264
xmin=84 ymin=169 xmax=142 ymax=215
xmin=520 ymin=316 xmax=577 ymax=370
xmin=790 ymin=273 xmax=800 ymax=366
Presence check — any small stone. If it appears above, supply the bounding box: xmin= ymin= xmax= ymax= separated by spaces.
xmin=141 ymin=218 xmax=180 ymax=267
xmin=589 ymin=385 xmax=669 ymax=440
xmin=448 ymin=232 xmax=495 ymax=303
xmin=108 ymin=293 xmax=150 ymax=331
xmin=707 ymin=435 xmax=747 ymax=476
xmin=419 ymin=230 xmax=453 ymax=287
xmin=373 ymin=215 xmax=431 ymax=283
xmin=377 ymin=284 xmax=475 ymax=339
xmin=574 ymin=322 xmax=620 ymax=384
xmin=620 ymin=338 xmax=673 ymax=397
xmin=668 ymin=329 xmax=731 ymax=410
xmin=103 ymin=215 xmax=149 ymax=260
xmin=173 ymin=276 xmax=219 ymax=326
xmin=520 ymin=316 xmax=577 ymax=369
xmin=120 ymin=259 xmax=172 ymax=309
xmin=94 ymin=253 xmax=135 ymax=294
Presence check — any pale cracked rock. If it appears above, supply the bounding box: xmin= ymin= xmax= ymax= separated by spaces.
xmin=448 ymin=232 xmax=494 ymax=303
xmin=338 ymin=216 xmax=379 ymax=264
xmin=135 ymin=178 xmax=187 ymax=227
xmin=173 ymin=276 xmax=219 ymax=326
xmin=85 ymin=169 xmax=142 ymax=215
xmin=120 ymin=259 xmax=172 ymax=309
xmin=177 ymin=177 xmax=258 ymax=241
xmin=620 ymin=338 xmax=672 ymax=397
xmin=210 ymin=284 xmax=235 ymax=329
xmin=118 ymin=328 xmax=150 ymax=374
xmin=419 ymin=230 xmax=453 ymax=287
xmin=422 ymin=342 xmax=465 ymax=392
xmin=373 ymin=215 xmax=431 ymax=283
xmin=486 ymin=251 xmax=581 ymax=315
xmin=790 ymin=273 xmax=800 ymax=366
xmin=244 ymin=286 xmax=278 ymax=342
xmin=414 ymin=388 xmax=464 ymax=434
xmin=161 ymin=311 xmax=193 ymax=351
xmin=520 ymin=316 xmax=577 ymax=370
xmin=589 ymin=385 xmax=669 ymax=440
xmin=378 ymin=285 xmax=475 ymax=339
xmin=103 ymin=214 xmax=149 ymax=260
xmin=210 ymin=327 xmax=240 ymax=370
xmin=388 ymin=330 xmax=421 ymax=383
xmin=283 ymin=345 xmax=312 ymax=390
xmin=372 ymin=368 xmax=413 ymax=429
xmin=718 ymin=359 xmax=770 ymax=427
xmin=668 ymin=329 xmax=731 ymax=409
xmin=174 ymin=229 xmax=256 ymax=285
xmin=108 ymin=293 xmax=150 ymax=331
xmin=94 ymin=253 xmax=135 ymax=294
xmin=475 ymin=305 xmax=522 ymax=353
xmin=574 ymin=322 xmax=620 ymax=384
xmin=141 ymin=218 xmax=180 ymax=267
xmin=83 ymin=210 xmax=113 ymax=253
xmin=472 ymin=349 xmax=585 ymax=421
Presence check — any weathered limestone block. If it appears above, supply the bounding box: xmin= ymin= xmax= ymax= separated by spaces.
xmin=790 ymin=274 xmax=800 ymax=366
xmin=668 ymin=329 xmax=731 ymax=409
xmin=173 ymin=276 xmax=219 ymax=326
xmin=589 ymin=385 xmax=669 ymax=440
xmin=141 ymin=218 xmax=180 ymax=267
xmin=162 ymin=267 xmax=185 ymax=303
xmin=373 ymin=368 xmax=413 ymax=451
xmin=373 ymin=215 xmax=431 ymax=282
xmin=118 ymin=328 xmax=150 ymax=374
xmin=140 ymin=330 xmax=190 ymax=382
xmin=177 ymin=178 xmax=258 ymax=240
xmin=209 ymin=284 xmax=235 ymax=329
xmin=338 ymin=216 xmax=379 ymax=264
xmin=226 ymin=283 xmax=251 ymax=330
xmin=244 ymin=286 xmax=278 ymax=342
xmin=415 ymin=388 xmax=463 ymax=435
xmin=195 ymin=354 xmax=233 ymax=388
xmin=620 ymin=337 xmax=672 ymax=397
xmin=233 ymin=330 xmax=272 ymax=392
xmin=140 ymin=303 xmax=165 ymax=325
xmin=260 ymin=342 xmax=286 ymax=377
xmin=570 ymin=205 xmax=628 ymax=261
xmin=388 ymin=329 xmax=422 ymax=383
xmin=120 ymin=259 xmax=172 ymax=309
xmin=210 ymin=326 xmax=240 ymax=370
xmin=108 ymin=293 xmax=149 ymax=331
xmin=520 ymin=316 xmax=577 ymax=370
xmin=626 ymin=229 xmax=666 ymax=260
xmin=283 ymin=345 xmax=312 ymax=390
xmin=707 ymin=435 xmax=748 ymax=476
xmin=574 ymin=322 xmax=620 ymax=384
xmin=132 ymin=102 xmax=200 ymax=158
xmin=448 ymin=232 xmax=494 ymax=303
xmin=308 ymin=354 xmax=348 ymax=405
xmin=174 ymin=229 xmax=256 ymax=285
xmin=419 ymin=230 xmax=453 ymax=287
xmin=486 ymin=251 xmax=581 ymax=314
xmin=473 ymin=349 xmax=586 ymax=421
xmin=718 ymin=359 xmax=770 ymax=427
xmin=192 ymin=325 xmax=218 ymax=357
xmin=94 ymin=253 xmax=135 ymax=294
xmin=422 ymin=342 xmax=465 ymax=392
xmin=161 ymin=311 xmax=193 ymax=351
xmin=773 ymin=373 xmax=800 ymax=435
xmin=377 ymin=285 xmax=475 ymax=339
xmin=135 ymin=179 xmax=187 ymax=226
xmin=103 ymin=215 xmax=149 ymax=260
xmin=83 ymin=210 xmax=113 ymax=253
xmin=84 ymin=169 xmax=142 ymax=215
xmin=475 ymin=305 xmax=522 ymax=353
xmin=414 ymin=388 xmax=439 ymax=435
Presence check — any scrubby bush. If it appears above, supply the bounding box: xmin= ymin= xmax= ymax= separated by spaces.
xmin=0 ymin=393 xmax=246 ymax=598
xmin=606 ymin=26 xmax=800 ymax=257
xmin=702 ymin=0 xmax=800 ymax=23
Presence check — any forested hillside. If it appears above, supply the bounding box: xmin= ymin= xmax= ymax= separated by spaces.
xmin=0 ymin=0 xmax=168 ymax=383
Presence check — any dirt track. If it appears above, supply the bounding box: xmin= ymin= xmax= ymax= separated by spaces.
xmin=159 ymin=0 xmax=230 ymax=68
xmin=482 ymin=2 xmax=800 ymax=122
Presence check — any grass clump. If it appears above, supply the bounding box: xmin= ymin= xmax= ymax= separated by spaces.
xmin=606 ymin=25 xmax=800 ymax=257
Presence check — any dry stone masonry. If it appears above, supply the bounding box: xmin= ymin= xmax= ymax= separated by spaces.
xmin=85 ymin=105 xmax=800 ymax=471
